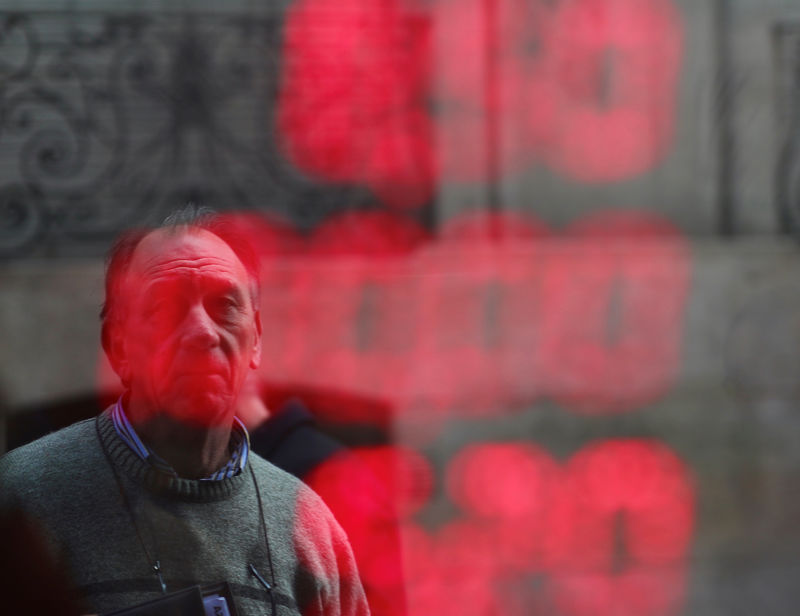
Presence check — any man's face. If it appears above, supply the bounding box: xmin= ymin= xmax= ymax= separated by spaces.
xmin=110 ymin=228 xmax=261 ymax=427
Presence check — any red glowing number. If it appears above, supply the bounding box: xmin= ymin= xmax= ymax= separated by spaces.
xmin=445 ymin=442 xmax=558 ymax=572
xmin=96 ymin=209 xmax=690 ymax=421
xmin=304 ymin=445 xmax=434 ymax=616
xmin=536 ymin=0 xmax=684 ymax=181
xmin=301 ymin=438 xmax=695 ymax=616
xmin=396 ymin=439 xmax=694 ymax=616
xmin=539 ymin=210 xmax=690 ymax=414
xmin=431 ymin=0 xmax=684 ymax=180
xmin=543 ymin=439 xmax=694 ymax=616
xmin=425 ymin=0 xmax=549 ymax=178
xmin=407 ymin=211 xmax=550 ymax=415
xmin=278 ymin=0 xmax=684 ymax=196
xmin=300 ymin=211 xmax=429 ymax=413
xmin=277 ymin=0 xmax=435 ymax=208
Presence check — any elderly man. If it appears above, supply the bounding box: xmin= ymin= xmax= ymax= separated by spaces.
xmin=0 ymin=208 xmax=369 ymax=616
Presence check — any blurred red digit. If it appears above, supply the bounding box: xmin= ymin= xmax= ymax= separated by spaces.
xmin=446 ymin=441 xmax=559 ymax=573
xmin=543 ymin=439 xmax=695 ymax=616
xmin=539 ymin=210 xmax=690 ymax=414
xmin=533 ymin=0 xmax=684 ymax=181
xmin=405 ymin=211 xmax=549 ymax=416
xmin=277 ymin=0 xmax=435 ymax=208
xmin=299 ymin=211 xmax=427 ymax=414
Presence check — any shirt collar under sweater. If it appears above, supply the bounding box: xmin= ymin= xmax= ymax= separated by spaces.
xmin=110 ymin=396 xmax=250 ymax=482
xmin=97 ymin=409 xmax=250 ymax=501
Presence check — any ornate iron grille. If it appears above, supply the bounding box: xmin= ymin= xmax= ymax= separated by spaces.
xmin=0 ymin=11 xmax=374 ymax=258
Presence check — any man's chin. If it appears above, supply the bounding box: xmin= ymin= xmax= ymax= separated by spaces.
xmin=161 ymin=390 xmax=234 ymax=427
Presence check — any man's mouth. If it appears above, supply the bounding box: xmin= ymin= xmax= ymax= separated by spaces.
xmin=175 ymin=371 xmax=226 ymax=379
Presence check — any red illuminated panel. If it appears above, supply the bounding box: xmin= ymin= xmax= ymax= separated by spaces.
xmin=278 ymin=0 xmax=683 ymax=199
xmin=442 ymin=213 xmax=552 ymax=408
xmin=218 ymin=213 xmax=307 ymax=384
xmin=278 ymin=0 xmax=399 ymax=182
xmin=427 ymin=0 xmax=684 ymax=181
xmin=402 ymin=439 xmax=693 ymax=615
xmin=356 ymin=445 xmax=436 ymax=518
xmin=426 ymin=0 xmax=490 ymax=178
xmin=97 ymin=210 xmax=691 ymax=422
xmin=406 ymin=211 xmax=549 ymax=415
xmin=277 ymin=0 xmax=435 ymax=208
xmin=430 ymin=0 xmax=564 ymax=179
xmin=311 ymin=210 xmax=430 ymax=256
xmin=402 ymin=519 xmax=505 ymax=616
xmin=304 ymin=447 xmax=422 ymax=616
xmin=543 ymin=439 xmax=694 ymax=616
xmin=292 ymin=484 xmax=372 ymax=616
xmin=536 ymin=0 xmax=683 ymax=181
xmin=539 ymin=210 xmax=690 ymax=414
xmin=303 ymin=445 xmax=433 ymax=615
xmin=296 ymin=211 xmax=428 ymax=414
xmin=445 ymin=441 xmax=558 ymax=573
xmin=446 ymin=440 xmax=553 ymax=519
xmin=218 ymin=212 xmax=302 ymax=257
xmin=391 ymin=439 xmax=694 ymax=616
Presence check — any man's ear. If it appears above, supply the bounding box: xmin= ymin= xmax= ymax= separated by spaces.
xmin=102 ymin=319 xmax=131 ymax=387
xmin=249 ymin=310 xmax=262 ymax=370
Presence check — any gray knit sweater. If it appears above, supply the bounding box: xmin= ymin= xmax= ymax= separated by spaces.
xmin=0 ymin=409 xmax=369 ymax=616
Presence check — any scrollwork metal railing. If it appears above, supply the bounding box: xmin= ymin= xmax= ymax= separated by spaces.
xmin=0 ymin=11 xmax=370 ymax=258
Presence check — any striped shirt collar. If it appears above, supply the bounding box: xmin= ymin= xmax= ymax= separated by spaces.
xmin=110 ymin=396 xmax=250 ymax=481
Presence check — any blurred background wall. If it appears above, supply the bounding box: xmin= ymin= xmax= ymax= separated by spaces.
xmin=2 ymin=0 xmax=800 ymax=614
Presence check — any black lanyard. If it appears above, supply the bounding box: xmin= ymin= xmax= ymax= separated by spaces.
xmin=96 ymin=416 xmax=278 ymax=613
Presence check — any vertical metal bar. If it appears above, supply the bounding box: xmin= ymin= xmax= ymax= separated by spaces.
xmin=714 ymin=0 xmax=736 ymax=236
xmin=774 ymin=25 xmax=800 ymax=234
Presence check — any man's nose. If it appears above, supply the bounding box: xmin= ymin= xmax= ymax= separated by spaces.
xmin=182 ymin=304 xmax=220 ymax=349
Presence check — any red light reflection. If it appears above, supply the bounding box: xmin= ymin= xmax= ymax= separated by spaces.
xmin=395 ymin=439 xmax=694 ymax=616
xmin=539 ymin=0 xmax=683 ymax=181
xmin=543 ymin=439 xmax=694 ymax=616
xmin=277 ymin=0 xmax=435 ymax=209
xmin=446 ymin=442 xmax=558 ymax=574
xmin=293 ymin=484 xmax=372 ymax=616
xmin=539 ymin=210 xmax=690 ymax=414
xmin=277 ymin=0 xmax=684 ymax=205
xmin=303 ymin=445 xmax=433 ymax=616
xmin=408 ymin=211 xmax=550 ymax=415
xmin=99 ymin=209 xmax=690 ymax=424
xmin=299 ymin=212 xmax=430 ymax=406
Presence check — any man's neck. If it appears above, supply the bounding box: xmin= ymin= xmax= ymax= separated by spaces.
xmin=126 ymin=398 xmax=233 ymax=479
xmin=137 ymin=416 xmax=232 ymax=479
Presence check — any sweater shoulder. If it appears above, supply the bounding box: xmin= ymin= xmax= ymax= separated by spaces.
xmin=247 ymin=450 xmax=306 ymax=498
xmin=248 ymin=452 xmax=339 ymax=525
xmin=2 ymin=416 xmax=97 ymax=464
xmin=0 ymin=417 xmax=100 ymax=502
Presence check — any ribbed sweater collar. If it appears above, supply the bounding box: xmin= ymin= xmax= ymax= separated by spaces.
xmin=95 ymin=409 xmax=249 ymax=502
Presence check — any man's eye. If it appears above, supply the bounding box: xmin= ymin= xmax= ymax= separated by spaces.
xmin=145 ymin=301 xmax=179 ymax=322
xmin=208 ymin=296 xmax=241 ymax=318
xmin=144 ymin=302 xmax=167 ymax=317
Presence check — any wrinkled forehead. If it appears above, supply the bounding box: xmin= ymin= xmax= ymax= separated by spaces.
xmin=127 ymin=227 xmax=251 ymax=292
